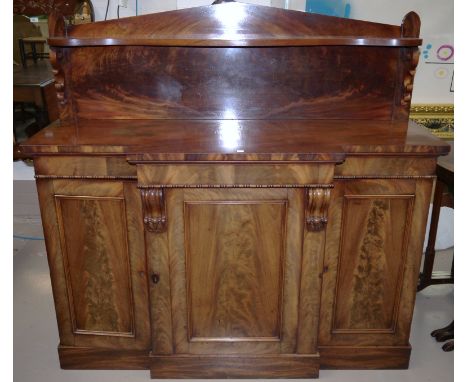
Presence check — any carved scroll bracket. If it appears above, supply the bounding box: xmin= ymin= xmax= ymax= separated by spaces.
xmin=50 ymin=49 xmax=66 ymax=106
xmin=140 ymin=188 xmax=167 ymax=233
xmin=305 ymin=187 xmax=332 ymax=232
xmin=401 ymin=49 xmax=420 ymax=106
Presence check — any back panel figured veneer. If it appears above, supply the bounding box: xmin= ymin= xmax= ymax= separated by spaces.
xmin=68 ymin=46 xmax=398 ymax=121
xmin=184 ymin=201 xmax=286 ymax=341
xmin=55 ymin=195 xmax=135 ymax=337
xmin=332 ymin=194 xmax=414 ymax=333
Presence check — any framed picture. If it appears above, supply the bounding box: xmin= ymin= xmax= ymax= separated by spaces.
xmin=410 ymin=104 xmax=454 ymax=140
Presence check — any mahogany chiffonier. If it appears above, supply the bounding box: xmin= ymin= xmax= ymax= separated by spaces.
xmin=21 ymin=2 xmax=450 ymax=378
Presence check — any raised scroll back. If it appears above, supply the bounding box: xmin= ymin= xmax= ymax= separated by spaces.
xmin=48 ymin=2 xmax=421 ymax=123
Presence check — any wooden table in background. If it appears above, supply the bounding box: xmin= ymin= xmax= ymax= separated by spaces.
xmin=14 ymin=60 xmax=58 ymax=122
xmin=418 ymin=140 xmax=454 ymax=291
xmin=13 ymin=60 xmax=57 ymax=159
xmin=418 ymin=141 xmax=454 ymax=351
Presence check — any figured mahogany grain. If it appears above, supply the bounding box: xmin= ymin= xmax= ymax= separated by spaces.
xmin=22 ymin=3 xmax=450 ymax=376
xmin=333 ymin=193 xmax=414 ymax=332
xmin=56 ymin=2 xmax=402 ymax=41
xmin=136 ymin=163 xmax=335 ymax=187
xmin=55 ymin=195 xmax=134 ymax=336
xmin=58 ymin=346 xmax=150 ymax=369
xmin=22 ymin=120 xmax=449 ymax=157
xmin=163 ymin=188 xmax=309 ymax=355
xmin=318 ymin=346 xmax=411 ymax=369
xmin=63 ymin=46 xmax=399 ymax=121
xmin=185 ymin=201 xmax=286 ymax=340
xmin=36 ymin=180 xmax=151 ymax=349
xmin=150 ymin=354 xmax=320 ymax=378
xmin=50 ymin=36 xmax=422 ymax=47
xmin=318 ymin=178 xmax=433 ymax=347
xmin=34 ymin=156 xmax=136 ymax=177
xmin=44 ymin=2 xmax=422 ymax=124
xmin=297 ymin=213 xmax=327 ymax=353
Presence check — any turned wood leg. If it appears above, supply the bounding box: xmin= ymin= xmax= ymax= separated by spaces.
xmin=431 ymin=321 xmax=454 ymax=352
xmin=442 ymin=340 xmax=454 ymax=352
xmin=431 ymin=321 xmax=454 ymax=342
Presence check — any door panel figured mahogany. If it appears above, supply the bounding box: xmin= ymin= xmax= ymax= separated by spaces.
xmin=55 ymin=196 xmax=134 ymax=336
xmin=318 ymin=179 xmax=431 ymax=346
xmin=185 ymin=201 xmax=286 ymax=341
xmin=37 ymin=180 xmax=151 ymax=349
xmin=333 ymin=194 xmax=414 ymax=333
xmin=161 ymin=188 xmax=308 ymax=355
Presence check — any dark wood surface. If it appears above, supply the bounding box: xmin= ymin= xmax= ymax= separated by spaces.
xmin=319 ymin=178 xmax=433 ymax=347
xmin=14 ymin=61 xmax=59 ymax=159
xmin=14 ymin=60 xmax=54 ymax=87
xmin=185 ymin=199 xmax=285 ymax=340
xmin=54 ymin=46 xmax=408 ymax=121
xmin=49 ymin=37 xmax=422 ymax=47
xmin=418 ymin=140 xmax=454 ymax=291
xmin=45 ymin=3 xmax=421 ymax=124
xmin=50 ymin=2 xmax=414 ymax=42
xmin=13 ymin=61 xmax=58 ymax=121
xmin=14 ymin=0 xmax=78 ymax=16
xmin=36 ymin=180 xmax=151 ymax=350
xmin=150 ymin=355 xmax=320 ymax=378
xmin=22 ymin=120 xmax=449 ymax=157
xmin=58 ymin=346 xmax=150 ymax=369
xmin=319 ymin=346 xmax=411 ymax=369
xmin=21 ymin=2 xmax=451 ymax=378
xmin=437 ymin=140 xmax=454 ymax=178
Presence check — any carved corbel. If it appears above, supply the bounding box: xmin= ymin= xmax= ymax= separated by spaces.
xmin=140 ymin=188 xmax=167 ymax=233
xmin=305 ymin=187 xmax=331 ymax=232
xmin=49 ymin=49 xmax=66 ymax=106
xmin=400 ymin=49 xmax=420 ymax=106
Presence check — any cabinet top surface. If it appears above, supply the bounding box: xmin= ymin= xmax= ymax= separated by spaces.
xmin=22 ymin=119 xmax=449 ymax=160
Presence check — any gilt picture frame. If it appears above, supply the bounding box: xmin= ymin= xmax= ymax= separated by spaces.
xmin=410 ymin=104 xmax=454 ymax=140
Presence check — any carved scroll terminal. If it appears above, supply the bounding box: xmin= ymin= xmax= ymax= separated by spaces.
xmin=306 ymin=187 xmax=331 ymax=232
xmin=140 ymin=188 xmax=167 ymax=233
xmin=50 ymin=49 xmax=66 ymax=106
xmin=400 ymin=49 xmax=420 ymax=106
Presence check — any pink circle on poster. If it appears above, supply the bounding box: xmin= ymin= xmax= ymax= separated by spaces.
xmin=437 ymin=45 xmax=454 ymax=61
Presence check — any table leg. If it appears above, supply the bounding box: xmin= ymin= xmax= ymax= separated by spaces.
xmin=418 ymin=179 xmax=444 ymax=291
xmin=31 ymin=42 xmax=38 ymax=63
xmin=19 ymin=39 xmax=27 ymax=67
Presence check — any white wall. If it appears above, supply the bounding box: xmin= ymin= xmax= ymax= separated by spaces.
xmin=13 ymin=161 xmax=35 ymax=181
xmin=91 ymin=0 xmax=273 ymax=20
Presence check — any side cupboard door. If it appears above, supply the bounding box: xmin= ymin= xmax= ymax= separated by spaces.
xmin=36 ymin=179 xmax=151 ymax=349
xmin=146 ymin=187 xmax=324 ymax=356
xmin=318 ymin=178 xmax=432 ymax=347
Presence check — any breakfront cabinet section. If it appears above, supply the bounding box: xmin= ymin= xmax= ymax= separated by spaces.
xmin=147 ymin=188 xmax=322 ymax=354
xmin=36 ymin=179 xmax=151 ymax=350
xmin=137 ymin=161 xmax=337 ymax=377
xmin=318 ymin=178 xmax=433 ymax=367
xmin=20 ymin=1 xmax=451 ymax=378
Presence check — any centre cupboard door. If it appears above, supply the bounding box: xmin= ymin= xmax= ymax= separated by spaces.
xmin=145 ymin=187 xmax=325 ymax=356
